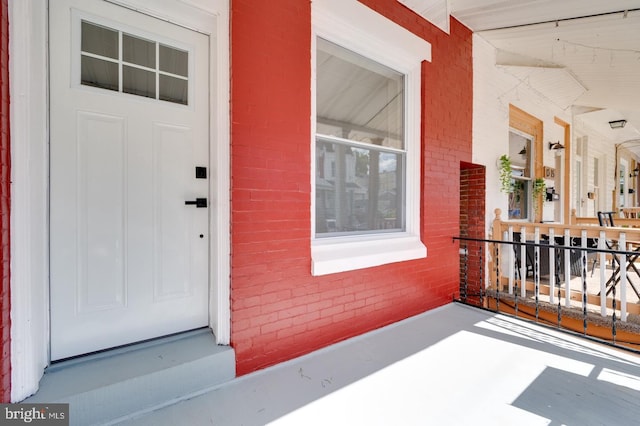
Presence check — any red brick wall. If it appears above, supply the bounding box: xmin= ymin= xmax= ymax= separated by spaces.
xmin=0 ymin=0 xmax=10 ymax=403
xmin=230 ymin=0 xmax=473 ymax=375
xmin=460 ymin=163 xmax=486 ymax=304
xmin=460 ymin=163 xmax=486 ymax=240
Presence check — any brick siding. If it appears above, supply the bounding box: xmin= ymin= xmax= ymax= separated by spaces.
xmin=230 ymin=0 xmax=473 ymax=375
xmin=460 ymin=163 xmax=486 ymax=304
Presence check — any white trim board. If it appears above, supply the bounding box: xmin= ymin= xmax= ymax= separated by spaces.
xmin=9 ymin=0 xmax=50 ymax=403
xmin=310 ymin=0 xmax=430 ymax=275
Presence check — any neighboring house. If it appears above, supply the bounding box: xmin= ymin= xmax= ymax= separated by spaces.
xmin=470 ymin=6 xmax=640 ymax=227
xmin=1 ymin=0 xmax=474 ymax=402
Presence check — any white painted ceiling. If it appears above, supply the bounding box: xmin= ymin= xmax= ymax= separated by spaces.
xmin=403 ymin=0 xmax=640 ymax=149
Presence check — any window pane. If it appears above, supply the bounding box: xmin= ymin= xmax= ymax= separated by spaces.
xmin=123 ymin=65 xmax=156 ymax=99
xmin=123 ymin=34 xmax=156 ymax=68
xmin=159 ymin=75 xmax=188 ymax=105
xmin=509 ymin=131 xmax=531 ymax=178
xmin=316 ymin=38 xmax=404 ymax=149
xmin=159 ymin=45 xmax=188 ymax=77
xmin=508 ymin=179 xmax=530 ymax=220
xmin=508 ymin=130 xmax=533 ymax=220
xmin=81 ymin=55 xmax=118 ymax=91
xmin=81 ymin=21 xmax=118 ymax=59
xmin=315 ymin=139 xmax=403 ymax=235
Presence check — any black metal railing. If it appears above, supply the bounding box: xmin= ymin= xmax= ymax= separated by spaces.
xmin=454 ymin=235 xmax=640 ymax=354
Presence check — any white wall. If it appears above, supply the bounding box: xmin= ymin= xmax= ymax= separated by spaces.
xmin=573 ymin=116 xmax=619 ymax=216
xmin=472 ymin=35 xmax=573 ymax=232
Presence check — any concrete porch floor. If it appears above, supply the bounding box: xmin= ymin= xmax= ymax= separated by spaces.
xmin=115 ymin=303 xmax=640 ymax=426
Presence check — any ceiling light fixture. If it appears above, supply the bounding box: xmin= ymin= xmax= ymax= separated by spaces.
xmin=609 ymin=119 xmax=627 ymax=129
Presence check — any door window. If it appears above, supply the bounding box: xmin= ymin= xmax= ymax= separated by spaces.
xmin=80 ymin=21 xmax=189 ymax=105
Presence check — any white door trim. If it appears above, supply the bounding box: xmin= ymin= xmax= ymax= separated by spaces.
xmin=9 ymin=0 xmax=49 ymax=403
xmin=9 ymin=0 xmax=230 ymax=402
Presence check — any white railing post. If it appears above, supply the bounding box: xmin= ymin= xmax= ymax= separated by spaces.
xmin=534 ymin=227 xmax=540 ymax=303
xmin=507 ymin=226 xmax=514 ymax=295
xmin=549 ymin=228 xmax=555 ymax=304
xmin=619 ymin=232 xmax=628 ymax=322
xmin=564 ymin=228 xmax=571 ymax=307
xmin=520 ymin=226 xmax=527 ymax=298
xmin=599 ymin=231 xmax=607 ymax=317
xmin=581 ymin=230 xmax=588 ymax=321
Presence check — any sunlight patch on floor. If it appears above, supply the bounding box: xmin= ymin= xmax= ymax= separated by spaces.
xmin=269 ymin=326 xmax=598 ymax=426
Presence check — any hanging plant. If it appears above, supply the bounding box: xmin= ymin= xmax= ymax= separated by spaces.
xmin=532 ymin=177 xmax=546 ymax=214
xmin=498 ymin=154 xmax=513 ymax=194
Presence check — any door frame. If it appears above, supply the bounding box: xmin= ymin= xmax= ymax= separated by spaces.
xmin=619 ymin=158 xmax=629 ymax=209
xmin=9 ymin=0 xmax=230 ymax=402
xmin=554 ymin=116 xmax=571 ymax=224
xmin=509 ymin=104 xmax=544 ymax=222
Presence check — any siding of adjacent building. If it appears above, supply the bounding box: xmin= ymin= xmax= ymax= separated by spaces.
xmin=230 ymin=0 xmax=473 ymax=375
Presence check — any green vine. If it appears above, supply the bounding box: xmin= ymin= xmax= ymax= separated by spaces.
xmin=498 ymin=154 xmax=513 ymax=194
xmin=532 ymin=177 xmax=546 ymax=214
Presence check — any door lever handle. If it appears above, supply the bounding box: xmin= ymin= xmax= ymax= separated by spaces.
xmin=185 ymin=198 xmax=208 ymax=208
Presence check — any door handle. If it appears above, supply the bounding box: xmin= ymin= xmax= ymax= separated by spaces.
xmin=185 ymin=198 xmax=208 ymax=208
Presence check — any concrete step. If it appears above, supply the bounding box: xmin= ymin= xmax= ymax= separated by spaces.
xmin=25 ymin=329 xmax=235 ymax=425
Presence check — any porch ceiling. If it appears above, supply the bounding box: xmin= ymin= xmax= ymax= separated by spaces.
xmin=403 ymin=0 xmax=640 ymax=152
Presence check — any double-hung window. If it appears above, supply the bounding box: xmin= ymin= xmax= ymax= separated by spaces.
xmin=311 ymin=0 xmax=430 ymax=275
xmin=315 ymin=38 xmax=405 ymax=236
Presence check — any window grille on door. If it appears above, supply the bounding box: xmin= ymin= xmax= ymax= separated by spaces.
xmin=80 ymin=21 xmax=189 ymax=105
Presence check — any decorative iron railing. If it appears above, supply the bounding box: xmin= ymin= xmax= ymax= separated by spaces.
xmin=454 ymin=208 xmax=640 ymax=353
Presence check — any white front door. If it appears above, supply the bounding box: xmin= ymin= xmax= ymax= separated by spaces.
xmin=50 ymin=0 xmax=210 ymax=360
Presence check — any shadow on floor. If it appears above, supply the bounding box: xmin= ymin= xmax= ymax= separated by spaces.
xmin=117 ymin=303 xmax=640 ymax=426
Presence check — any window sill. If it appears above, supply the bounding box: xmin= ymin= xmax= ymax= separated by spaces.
xmin=311 ymin=233 xmax=427 ymax=276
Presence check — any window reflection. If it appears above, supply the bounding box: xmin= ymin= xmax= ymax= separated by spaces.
xmin=315 ymin=37 xmax=406 ymax=237
xmin=316 ymin=138 xmax=403 ymax=234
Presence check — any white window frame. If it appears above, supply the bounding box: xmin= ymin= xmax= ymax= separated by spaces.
xmin=508 ymin=128 xmax=534 ymax=221
xmin=311 ymin=0 xmax=430 ymax=276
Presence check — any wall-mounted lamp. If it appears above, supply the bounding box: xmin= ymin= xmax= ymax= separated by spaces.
xmin=548 ymin=141 xmax=565 ymax=150
xmin=630 ymin=166 xmax=640 ymax=178
xmin=609 ymin=119 xmax=627 ymax=129
xmin=546 ymin=187 xmax=560 ymax=201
